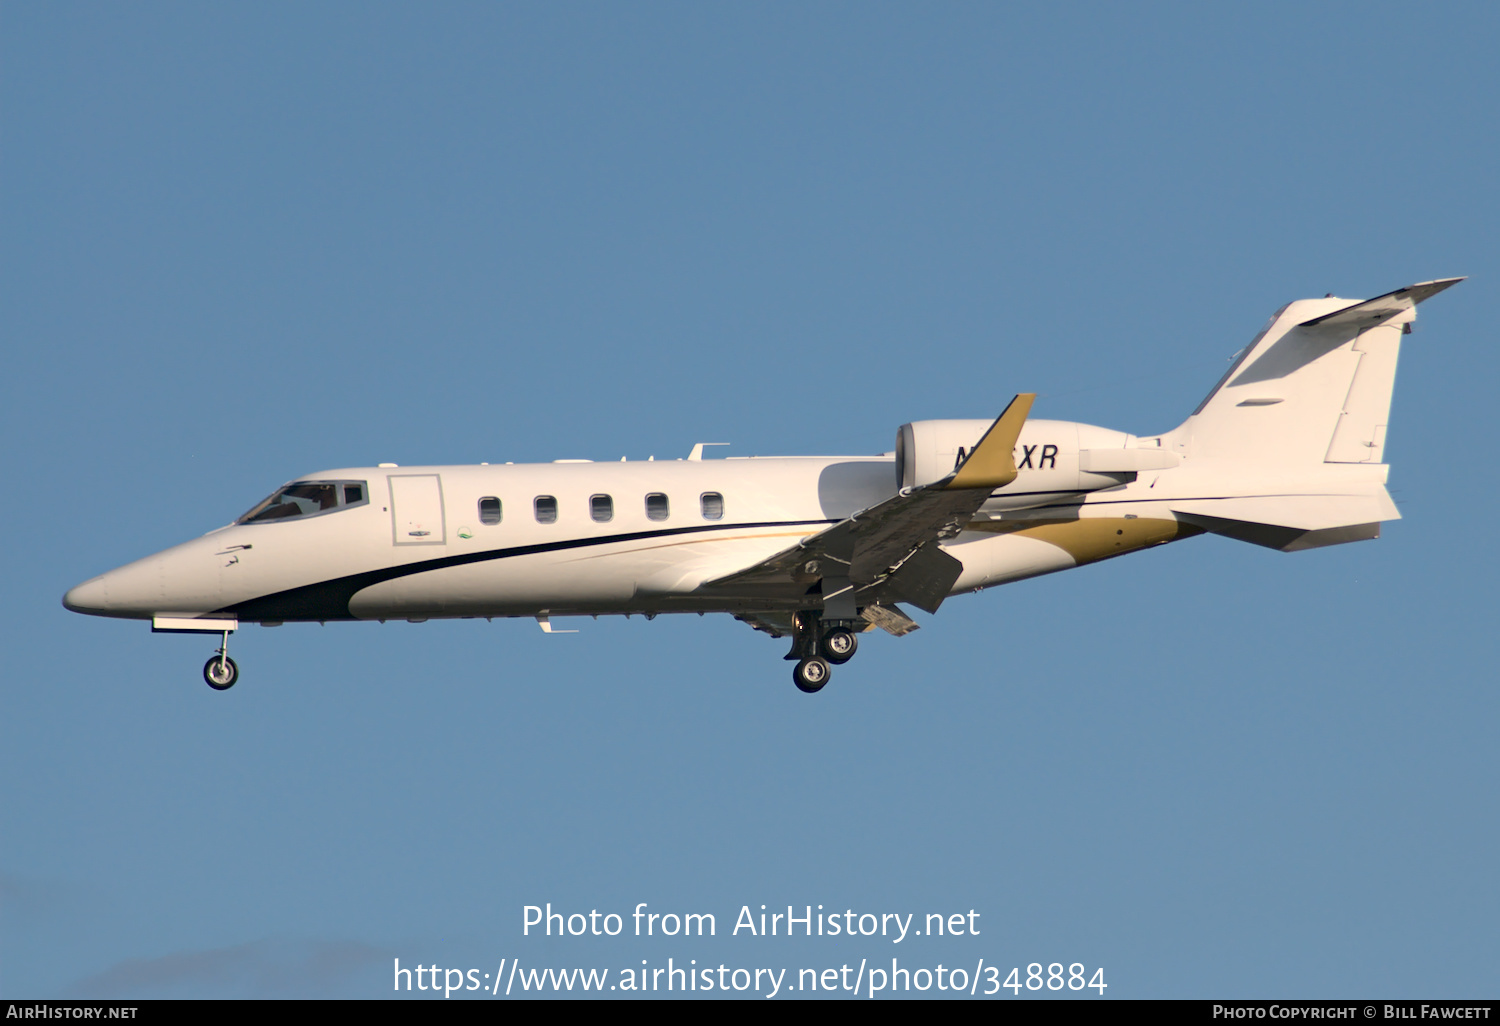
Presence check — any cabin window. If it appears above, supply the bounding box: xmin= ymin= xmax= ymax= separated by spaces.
xmin=535 ymin=495 xmax=558 ymax=524
xmin=700 ymin=492 xmax=724 ymax=520
xmin=590 ymin=494 xmax=614 ymax=522
xmin=645 ymin=493 xmax=669 ymax=521
xmin=478 ymin=497 xmax=502 ymax=525
xmin=237 ymin=480 xmax=368 ymax=524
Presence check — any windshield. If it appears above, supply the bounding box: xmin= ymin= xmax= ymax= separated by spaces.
xmin=238 ymin=480 xmax=367 ymax=524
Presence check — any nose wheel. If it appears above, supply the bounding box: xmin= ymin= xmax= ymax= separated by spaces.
xmin=203 ymin=628 xmax=239 ymax=690
xmin=203 ymin=654 xmax=238 ymax=690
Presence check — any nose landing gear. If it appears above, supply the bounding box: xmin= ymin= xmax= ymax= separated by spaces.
xmin=203 ymin=628 xmax=238 ymax=690
xmin=204 ymin=655 xmax=239 ymax=690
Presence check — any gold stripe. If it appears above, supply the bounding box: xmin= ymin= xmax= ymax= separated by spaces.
xmin=967 ymin=517 xmax=1202 ymax=565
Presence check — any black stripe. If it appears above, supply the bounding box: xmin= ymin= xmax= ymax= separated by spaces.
xmin=216 ymin=520 xmax=836 ymax=622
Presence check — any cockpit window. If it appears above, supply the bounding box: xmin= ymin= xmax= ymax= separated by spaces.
xmin=237 ymin=480 xmax=369 ymax=524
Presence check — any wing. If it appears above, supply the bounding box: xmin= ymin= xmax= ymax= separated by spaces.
xmin=705 ymin=394 xmax=1036 ymax=616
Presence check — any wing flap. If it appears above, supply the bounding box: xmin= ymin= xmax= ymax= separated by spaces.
xmin=879 ymin=543 xmax=964 ymax=614
xmin=860 ymin=603 xmax=921 ymax=636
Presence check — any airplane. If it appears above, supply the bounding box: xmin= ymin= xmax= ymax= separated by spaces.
xmin=63 ymin=278 xmax=1462 ymax=694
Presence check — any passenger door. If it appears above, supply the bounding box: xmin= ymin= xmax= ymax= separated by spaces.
xmin=389 ymin=474 xmax=446 ymax=546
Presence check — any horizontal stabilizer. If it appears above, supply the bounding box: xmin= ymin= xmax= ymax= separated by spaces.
xmin=1299 ymin=278 xmax=1464 ymax=328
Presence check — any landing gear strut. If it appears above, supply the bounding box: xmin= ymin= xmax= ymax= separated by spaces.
xmin=203 ymin=628 xmax=238 ymax=690
xmin=786 ymin=611 xmax=862 ymax=692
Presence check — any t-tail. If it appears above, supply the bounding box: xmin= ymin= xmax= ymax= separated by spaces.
xmin=1159 ymin=278 xmax=1463 ymax=551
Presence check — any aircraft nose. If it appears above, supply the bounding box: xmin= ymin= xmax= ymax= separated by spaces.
xmin=63 ymin=575 xmax=110 ymax=615
xmin=63 ymin=542 xmax=223 ymax=619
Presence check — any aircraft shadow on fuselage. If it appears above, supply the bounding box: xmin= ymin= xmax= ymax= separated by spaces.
xmin=816 ymin=459 xmax=895 ymax=521
xmin=1228 ymin=324 xmax=1360 ymax=388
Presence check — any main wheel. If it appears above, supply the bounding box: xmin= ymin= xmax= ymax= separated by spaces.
xmin=793 ymin=656 xmax=831 ymax=693
xmin=203 ymin=655 xmax=239 ymax=691
xmin=820 ymin=628 xmax=858 ymax=664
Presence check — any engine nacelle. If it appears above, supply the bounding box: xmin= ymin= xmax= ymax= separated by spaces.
xmin=896 ymin=418 xmax=1170 ymax=510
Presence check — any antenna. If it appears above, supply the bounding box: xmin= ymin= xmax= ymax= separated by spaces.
xmin=687 ymin=442 xmax=730 ymax=461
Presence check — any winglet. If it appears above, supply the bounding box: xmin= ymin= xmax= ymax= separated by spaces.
xmin=945 ymin=393 xmax=1036 ymax=490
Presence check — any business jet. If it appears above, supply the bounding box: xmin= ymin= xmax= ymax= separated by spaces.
xmin=64 ymin=278 xmax=1461 ymax=693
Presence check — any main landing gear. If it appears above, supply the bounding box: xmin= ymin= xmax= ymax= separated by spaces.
xmin=793 ymin=656 xmax=831 ymax=693
xmin=822 ymin=627 xmax=858 ymax=664
xmin=203 ymin=628 xmax=238 ymax=690
xmin=787 ymin=612 xmax=862 ymax=693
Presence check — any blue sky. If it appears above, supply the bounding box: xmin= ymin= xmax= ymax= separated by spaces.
xmin=3 ymin=1 xmax=1496 ymax=999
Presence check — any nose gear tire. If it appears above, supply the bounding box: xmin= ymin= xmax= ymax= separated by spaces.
xmin=203 ymin=655 xmax=239 ymax=690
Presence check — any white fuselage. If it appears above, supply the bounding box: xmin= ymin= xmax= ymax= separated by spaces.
xmin=66 ymin=418 xmax=1182 ymax=624
xmin=63 ymin=278 xmax=1449 ymax=695
xmin=62 ymin=412 xmax=1395 ymax=627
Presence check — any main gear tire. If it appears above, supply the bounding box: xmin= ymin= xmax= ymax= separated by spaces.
xmin=820 ymin=628 xmax=858 ymax=664
xmin=793 ymin=657 xmax=831 ymax=693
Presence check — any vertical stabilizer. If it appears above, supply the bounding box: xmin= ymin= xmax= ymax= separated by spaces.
xmin=1173 ymin=279 xmax=1462 ymax=467
xmin=1162 ymin=279 xmax=1462 ymax=551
